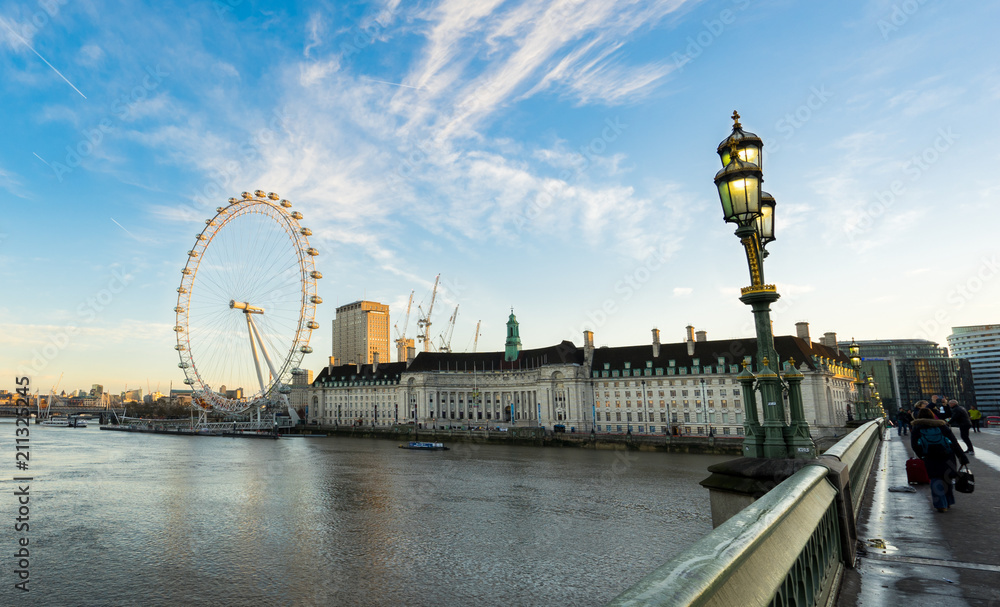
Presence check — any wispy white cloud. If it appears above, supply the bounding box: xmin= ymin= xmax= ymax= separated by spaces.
xmin=304 ymin=12 xmax=324 ymax=58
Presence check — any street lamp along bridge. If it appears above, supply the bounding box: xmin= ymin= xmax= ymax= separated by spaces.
xmin=713 ymin=111 xmax=816 ymax=460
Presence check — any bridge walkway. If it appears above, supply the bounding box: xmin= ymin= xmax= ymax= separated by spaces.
xmin=838 ymin=427 xmax=1000 ymax=606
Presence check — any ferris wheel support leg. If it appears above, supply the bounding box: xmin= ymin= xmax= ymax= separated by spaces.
xmin=281 ymin=393 xmax=300 ymax=425
xmin=245 ymin=313 xmax=300 ymax=425
xmin=246 ymin=314 xmax=267 ymax=395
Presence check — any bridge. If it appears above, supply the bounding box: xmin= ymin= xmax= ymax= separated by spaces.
xmin=608 ymin=421 xmax=1000 ymax=606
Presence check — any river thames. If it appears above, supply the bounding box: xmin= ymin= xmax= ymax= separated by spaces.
xmin=3 ymin=420 xmax=729 ymax=606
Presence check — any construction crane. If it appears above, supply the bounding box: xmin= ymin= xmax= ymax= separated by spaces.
xmin=472 ymin=320 xmax=481 ymax=353
xmin=394 ymin=290 xmax=414 ymax=362
xmin=438 ymin=305 xmax=459 ymax=353
xmin=417 ymin=274 xmax=439 ymax=352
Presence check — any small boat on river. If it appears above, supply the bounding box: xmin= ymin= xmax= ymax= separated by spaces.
xmin=398 ymin=441 xmax=449 ymax=450
xmin=40 ymin=417 xmax=70 ymax=427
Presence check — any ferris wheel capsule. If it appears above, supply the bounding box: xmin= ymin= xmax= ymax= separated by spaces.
xmin=254 ymin=189 xmax=267 ymax=198
xmin=291 ymin=211 xmax=303 ymax=220
xmin=300 ymin=227 xmax=312 ymax=236
xmin=280 ymin=199 xmax=292 ymax=208
xmin=268 ymin=192 xmax=280 ymax=200
xmin=310 ymin=270 xmax=322 ymax=279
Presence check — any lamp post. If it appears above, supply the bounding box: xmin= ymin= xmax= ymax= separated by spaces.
xmin=866 ymin=375 xmax=876 ymax=421
xmin=641 ymin=379 xmax=647 ymax=433
xmin=713 ymin=111 xmax=815 ymax=459
xmin=849 ymin=338 xmax=866 ymax=424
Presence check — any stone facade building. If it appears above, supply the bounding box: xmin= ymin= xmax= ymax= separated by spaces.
xmin=304 ymin=314 xmax=861 ymax=438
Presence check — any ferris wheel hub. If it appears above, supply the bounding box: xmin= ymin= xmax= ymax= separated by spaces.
xmin=230 ymin=300 xmax=265 ymax=314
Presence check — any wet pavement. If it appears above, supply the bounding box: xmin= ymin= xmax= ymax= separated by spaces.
xmin=837 ymin=427 xmax=1000 ymax=607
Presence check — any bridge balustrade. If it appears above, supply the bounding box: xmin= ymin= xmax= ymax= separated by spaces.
xmin=608 ymin=419 xmax=885 ymax=607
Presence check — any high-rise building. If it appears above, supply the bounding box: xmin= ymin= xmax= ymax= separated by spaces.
xmin=948 ymin=325 xmax=1000 ymax=416
xmin=331 ymin=300 xmax=390 ymax=365
xmin=838 ymin=338 xmax=975 ymax=415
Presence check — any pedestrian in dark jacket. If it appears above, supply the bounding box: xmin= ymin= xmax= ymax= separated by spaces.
xmin=948 ymin=400 xmax=974 ymax=455
xmin=897 ymin=408 xmax=913 ymax=436
xmin=911 ymin=407 xmax=969 ymax=512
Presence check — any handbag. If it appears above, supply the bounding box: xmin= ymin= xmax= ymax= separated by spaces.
xmin=955 ymin=465 xmax=975 ymax=494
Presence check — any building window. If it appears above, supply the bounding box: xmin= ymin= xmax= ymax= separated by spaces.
xmin=626 ymin=413 xmax=632 ymax=422
xmin=615 ymin=412 xmax=622 ymax=422
xmin=684 ymin=413 xmax=690 ymax=422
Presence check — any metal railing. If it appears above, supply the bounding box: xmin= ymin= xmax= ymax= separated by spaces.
xmin=608 ymin=419 xmax=884 ymax=607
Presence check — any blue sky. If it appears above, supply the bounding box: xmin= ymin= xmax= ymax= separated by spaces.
xmin=2 ymin=0 xmax=998 ymax=396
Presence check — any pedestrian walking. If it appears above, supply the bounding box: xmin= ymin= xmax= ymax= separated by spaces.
xmin=914 ymin=400 xmax=936 ymax=419
xmin=948 ymin=400 xmax=974 ymax=454
xmin=969 ymin=404 xmax=982 ymax=433
xmin=911 ymin=407 xmax=969 ymax=512
xmin=897 ymin=408 xmax=913 ymax=436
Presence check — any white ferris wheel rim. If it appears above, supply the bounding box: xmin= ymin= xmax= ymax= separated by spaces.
xmin=173 ymin=191 xmax=321 ymax=412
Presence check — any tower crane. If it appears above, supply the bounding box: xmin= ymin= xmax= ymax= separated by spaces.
xmin=472 ymin=320 xmax=481 ymax=353
xmin=438 ymin=305 xmax=459 ymax=353
xmin=417 ymin=274 xmax=439 ymax=352
xmin=394 ymin=290 xmax=414 ymax=361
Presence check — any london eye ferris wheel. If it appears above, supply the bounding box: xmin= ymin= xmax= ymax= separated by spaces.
xmin=173 ymin=190 xmax=322 ymax=418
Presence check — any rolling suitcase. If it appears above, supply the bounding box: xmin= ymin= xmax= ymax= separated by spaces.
xmin=906 ymin=458 xmax=929 ymax=484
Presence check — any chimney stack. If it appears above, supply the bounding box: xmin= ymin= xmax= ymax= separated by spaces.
xmin=695 ymin=330 xmax=707 ymax=342
xmin=685 ymin=325 xmax=696 ymax=356
xmin=795 ymin=322 xmax=810 ymax=342
xmin=373 ymin=351 xmax=380 ymax=373
xmin=823 ymin=332 xmax=838 ymax=350
xmin=652 ymin=328 xmax=661 ymax=358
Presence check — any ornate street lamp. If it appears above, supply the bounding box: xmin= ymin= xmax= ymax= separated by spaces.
xmin=866 ymin=375 xmax=877 ymax=421
xmin=714 ymin=111 xmax=815 ymax=459
xmin=849 ymin=338 xmax=867 ymax=423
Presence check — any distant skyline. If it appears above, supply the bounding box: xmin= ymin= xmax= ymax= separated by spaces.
xmin=3 ymin=1 xmax=999 ymax=394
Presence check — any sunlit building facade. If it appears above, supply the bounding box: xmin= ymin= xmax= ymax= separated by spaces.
xmin=331 ymin=300 xmax=391 ymax=366
xmin=306 ymin=318 xmax=862 ymax=438
xmin=948 ymin=325 xmax=999 ymax=416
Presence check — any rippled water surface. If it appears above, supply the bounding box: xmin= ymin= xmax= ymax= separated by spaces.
xmin=3 ymin=421 xmax=729 ymax=606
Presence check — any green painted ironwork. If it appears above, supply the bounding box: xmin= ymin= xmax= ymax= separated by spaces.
xmin=608 ymin=419 xmax=885 ymax=607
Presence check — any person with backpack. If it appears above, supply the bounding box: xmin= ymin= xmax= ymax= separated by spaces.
xmin=911 ymin=407 xmax=969 ymax=512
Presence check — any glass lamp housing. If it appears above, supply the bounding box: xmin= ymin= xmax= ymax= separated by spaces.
xmin=717 ymin=126 xmax=764 ymax=171
xmin=758 ymin=192 xmax=776 ymax=246
xmin=714 ymin=156 xmax=762 ymax=225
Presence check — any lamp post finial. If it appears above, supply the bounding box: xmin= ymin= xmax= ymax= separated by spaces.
xmin=732 ymin=110 xmax=741 ymax=129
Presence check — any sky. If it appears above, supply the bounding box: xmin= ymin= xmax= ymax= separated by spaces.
xmin=2 ymin=0 xmax=998 ymax=397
